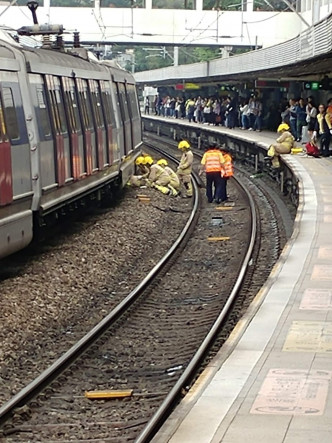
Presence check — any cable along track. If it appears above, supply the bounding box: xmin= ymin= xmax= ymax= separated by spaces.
xmin=0 ymin=146 xmax=257 ymax=442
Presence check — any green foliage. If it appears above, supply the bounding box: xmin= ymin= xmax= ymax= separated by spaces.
xmin=152 ymin=0 xmax=195 ymax=9
xmin=127 ymin=45 xmax=223 ymax=72
xmin=203 ymin=0 xmax=290 ymax=10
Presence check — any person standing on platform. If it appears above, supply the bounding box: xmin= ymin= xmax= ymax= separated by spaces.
xmin=177 ymin=140 xmax=194 ymax=198
xmin=313 ymin=104 xmax=332 ymax=157
xmin=199 ymin=144 xmax=225 ymax=203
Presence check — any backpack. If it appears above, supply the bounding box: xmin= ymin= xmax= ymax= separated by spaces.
xmin=305 ymin=141 xmax=320 ymax=157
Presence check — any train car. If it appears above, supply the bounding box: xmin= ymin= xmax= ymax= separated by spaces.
xmin=0 ymin=28 xmax=142 ymax=259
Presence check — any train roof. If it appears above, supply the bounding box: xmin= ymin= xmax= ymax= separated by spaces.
xmin=0 ymin=28 xmax=135 ymax=83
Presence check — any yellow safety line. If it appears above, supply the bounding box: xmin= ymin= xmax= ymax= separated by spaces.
xmin=207 ymin=237 xmax=230 ymax=241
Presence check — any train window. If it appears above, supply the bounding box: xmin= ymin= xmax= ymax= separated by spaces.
xmin=64 ymin=90 xmax=76 ymax=132
xmin=70 ymin=88 xmax=81 ymax=132
xmin=117 ymin=83 xmax=130 ymax=121
xmin=2 ymin=87 xmax=19 ymax=141
xmin=46 ymin=75 xmax=68 ymax=135
xmin=36 ymin=87 xmax=52 ymax=138
xmin=48 ymin=89 xmax=61 ymax=134
xmin=54 ymin=89 xmax=68 ymax=134
xmin=126 ymin=84 xmax=140 ymax=118
xmin=89 ymin=80 xmax=104 ymax=129
xmin=62 ymin=77 xmax=80 ymax=133
xmin=100 ymin=81 xmax=117 ymax=127
xmin=77 ymin=80 xmax=94 ymax=131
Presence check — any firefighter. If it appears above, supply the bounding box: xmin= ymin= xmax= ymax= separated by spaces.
xmin=199 ymin=143 xmax=225 ymax=203
xmin=128 ymin=156 xmax=150 ymax=187
xmin=177 ymin=140 xmax=193 ymax=198
xmin=157 ymin=159 xmax=180 ymax=196
xmin=145 ymin=156 xmax=173 ymax=195
xmin=136 ymin=156 xmax=150 ymax=176
xmin=267 ymin=123 xmax=295 ymax=168
xmin=220 ymin=147 xmax=234 ymax=202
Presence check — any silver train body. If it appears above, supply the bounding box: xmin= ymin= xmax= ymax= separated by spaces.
xmin=0 ymin=30 xmax=142 ymax=259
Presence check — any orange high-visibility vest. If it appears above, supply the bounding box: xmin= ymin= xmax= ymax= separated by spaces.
xmin=221 ymin=153 xmax=234 ymax=177
xmin=201 ymin=149 xmax=224 ymax=172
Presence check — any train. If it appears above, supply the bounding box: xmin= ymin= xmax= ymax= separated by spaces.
xmin=0 ymin=24 xmax=142 ymax=259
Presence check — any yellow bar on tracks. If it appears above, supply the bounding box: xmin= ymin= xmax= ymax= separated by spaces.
xmin=85 ymin=389 xmax=133 ymax=399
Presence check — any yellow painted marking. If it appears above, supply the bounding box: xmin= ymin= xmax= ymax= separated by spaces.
xmin=215 ymin=206 xmax=233 ymax=211
xmin=85 ymin=389 xmax=133 ymax=399
xmin=207 ymin=237 xmax=230 ymax=241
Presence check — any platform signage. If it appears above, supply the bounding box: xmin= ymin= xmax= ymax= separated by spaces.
xmin=184 ymin=82 xmax=200 ymax=90
xmin=304 ymin=79 xmax=332 ymax=90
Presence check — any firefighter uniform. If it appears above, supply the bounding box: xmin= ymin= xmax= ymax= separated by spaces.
xmin=177 ymin=140 xmax=193 ymax=197
xmin=129 ymin=156 xmax=151 ymax=187
xmin=165 ymin=166 xmax=180 ymax=192
xmin=147 ymin=164 xmax=172 ymax=195
xmin=156 ymin=159 xmax=180 ymax=196
xmin=200 ymin=146 xmax=225 ymax=203
xmin=268 ymin=123 xmax=295 ymax=167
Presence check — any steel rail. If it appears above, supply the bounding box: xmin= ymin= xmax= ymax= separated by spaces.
xmin=0 ymin=151 xmax=201 ymax=427
xmin=136 ymin=135 xmax=257 ymax=443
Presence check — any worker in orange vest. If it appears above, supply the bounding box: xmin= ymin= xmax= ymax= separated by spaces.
xmin=199 ymin=144 xmax=225 ymax=203
xmin=220 ymin=147 xmax=234 ymax=201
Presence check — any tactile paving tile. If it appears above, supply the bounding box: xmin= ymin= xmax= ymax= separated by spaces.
xmin=300 ymin=288 xmax=332 ymax=310
xmin=251 ymin=368 xmax=332 ymax=415
xmin=283 ymin=321 xmax=332 ymax=352
xmin=311 ymin=265 xmax=332 ymax=280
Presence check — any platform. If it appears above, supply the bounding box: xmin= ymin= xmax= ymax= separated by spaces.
xmin=151 ymin=126 xmax=332 ymax=443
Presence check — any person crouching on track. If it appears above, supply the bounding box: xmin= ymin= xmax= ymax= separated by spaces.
xmin=157 ymin=159 xmax=180 ymax=196
xmin=220 ymin=146 xmax=234 ymax=202
xmin=129 ymin=156 xmax=150 ymax=187
xmin=177 ymin=140 xmax=193 ymax=198
xmin=199 ymin=143 xmax=225 ymax=203
xmin=144 ymin=156 xmax=174 ymax=196
xmin=267 ymin=123 xmax=295 ymax=168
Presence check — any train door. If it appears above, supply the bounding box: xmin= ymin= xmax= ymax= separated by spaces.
xmin=76 ymin=78 xmax=97 ymax=175
xmin=117 ymin=82 xmax=133 ymax=155
xmin=89 ymin=79 xmax=107 ymax=169
xmin=110 ymin=81 xmax=124 ymax=161
xmin=62 ymin=77 xmax=85 ymax=179
xmin=0 ymin=90 xmax=12 ymax=206
xmin=30 ymin=74 xmax=56 ymax=191
xmin=45 ymin=75 xmax=71 ymax=186
xmin=0 ymin=75 xmax=31 ymax=199
xmin=100 ymin=80 xmax=119 ymax=164
xmin=126 ymin=83 xmax=142 ymax=150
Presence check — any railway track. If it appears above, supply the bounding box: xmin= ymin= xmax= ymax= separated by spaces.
xmin=0 ymin=141 xmax=269 ymax=442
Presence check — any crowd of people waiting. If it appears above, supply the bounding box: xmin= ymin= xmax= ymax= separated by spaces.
xmin=145 ymin=94 xmax=332 ymax=141
xmin=144 ymin=94 xmax=332 ymax=158
xmin=145 ymin=94 xmax=267 ymax=130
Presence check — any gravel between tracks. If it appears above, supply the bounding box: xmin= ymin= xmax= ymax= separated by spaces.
xmin=0 ymin=187 xmax=189 ymax=406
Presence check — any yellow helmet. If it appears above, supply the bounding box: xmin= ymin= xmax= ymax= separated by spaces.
xmin=143 ymin=155 xmax=154 ymax=165
xmin=277 ymin=123 xmax=290 ymax=132
xmin=157 ymin=159 xmax=168 ymax=167
xmin=135 ymin=156 xmax=145 ymax=165
xmin=178 ymin=140 xmax=190 ymax=150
